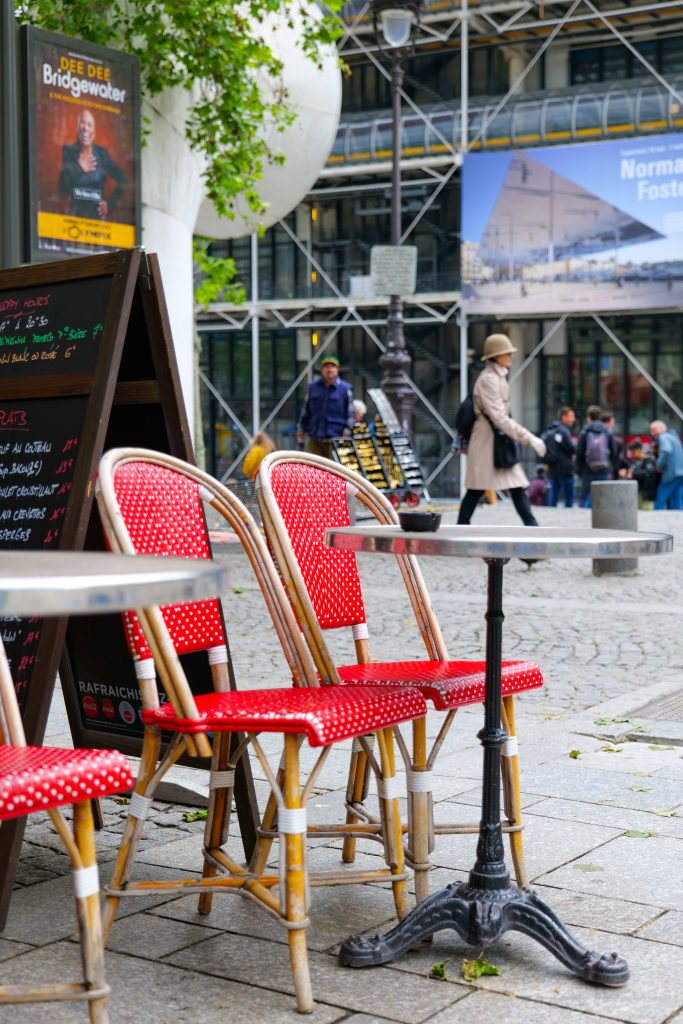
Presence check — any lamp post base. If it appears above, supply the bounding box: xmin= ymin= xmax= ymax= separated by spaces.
xmin=339 ymin=880 xmax=629 ymax=986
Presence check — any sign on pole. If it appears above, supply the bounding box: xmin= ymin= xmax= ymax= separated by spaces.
xmin=370 ymin=245 xmax=418 ymax=297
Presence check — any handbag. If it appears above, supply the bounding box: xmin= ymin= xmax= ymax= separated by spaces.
xmin=483 ymin=413 xmax=521 ymax=469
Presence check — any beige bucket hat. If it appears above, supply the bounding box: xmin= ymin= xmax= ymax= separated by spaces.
xmin=481 ymin=333 xmax=517 ymax=361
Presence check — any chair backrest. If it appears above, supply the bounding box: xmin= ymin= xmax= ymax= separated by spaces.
xmin=96 ymin=449 xmax=318 ymax=735
xmin=256 ymin=451 xmax=447 ymax=683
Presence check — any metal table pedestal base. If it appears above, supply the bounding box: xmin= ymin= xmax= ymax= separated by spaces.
xmin=339 ymin=880 xmax=629 ymax=985
xmin=339 ymin=556 xmax=630 ymax=988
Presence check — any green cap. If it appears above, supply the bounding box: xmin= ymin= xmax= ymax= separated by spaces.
xmin=320 ymin=355 xmax=340 ymax=368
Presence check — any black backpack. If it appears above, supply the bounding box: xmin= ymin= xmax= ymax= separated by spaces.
xmin=454 ymin=393 xmax=476 ymax=441
xmin=541 ymin=426 xmax=562 ymax=466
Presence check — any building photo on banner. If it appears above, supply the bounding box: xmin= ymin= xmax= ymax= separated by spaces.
xmin=25 ymin=26 xmax=140 ymax=260
xmin=461 ymin=131 xmax=683 ymax=315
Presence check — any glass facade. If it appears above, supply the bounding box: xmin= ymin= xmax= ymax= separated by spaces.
xmin=539 ymin=316 xmax=683 ymax=438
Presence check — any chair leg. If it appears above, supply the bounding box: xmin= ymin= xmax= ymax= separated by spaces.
xmin=72 ymin=801 xmax=110 ymax=1024
xmin=342 ymin=741 xmax=371 ymax=864
xmin=282 ymin=734 xmax=313 ymax=1014
xmin=376 ymin=728 xmax=411 ymax=922
xmin=198 ymin=732 xmax=232 ymax=915
xmin=501 ymin=695 xmax=528 ymax=887
xmin=408 ymin=716 xmax=432 ymax=905
xmin=103 ymin=726 xmax=161 ymax=942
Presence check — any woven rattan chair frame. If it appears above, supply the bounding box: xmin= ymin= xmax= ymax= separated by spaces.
xmin=256 ymin=450 xmax=544 ymax=903
xmin=95 ymin=447 xmax=427 ymax=1013
xmin=0 ymin=627 xmax=133 ymax=1022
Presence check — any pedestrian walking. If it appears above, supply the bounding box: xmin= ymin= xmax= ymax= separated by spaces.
xmin=457 ymin=333 xmax=546 ymax=529
xmin=296 ymin=355 xmax=354 ymax=459
xmin=576 ymin=405 xmax=617 ymax=508
xmin=541 ymin=405 xmax=576 ymax=507
xmin=650 ymin=420 xmax=683 ymax=510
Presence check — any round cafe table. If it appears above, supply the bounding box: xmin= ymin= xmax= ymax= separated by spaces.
xmin=0 ymin=550 xmax=227 ymax=617
xmin=325 ymin=524 xmax=673 ymax=986
xmin=0 ymin=550 xmax=228 ymax=740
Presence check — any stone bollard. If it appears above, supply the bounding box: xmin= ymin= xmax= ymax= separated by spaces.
xmin=591 ymin=480 xmax=638 ymax=575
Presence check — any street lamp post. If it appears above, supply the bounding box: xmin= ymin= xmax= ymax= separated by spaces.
xmin=372 ymin=0 xmax=422 ymax=433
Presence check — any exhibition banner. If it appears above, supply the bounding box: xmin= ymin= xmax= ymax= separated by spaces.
xmin=461 ymin=132 xmax=683 ymax=314
xmin=25 ymin=27 xmax=140 ymax=260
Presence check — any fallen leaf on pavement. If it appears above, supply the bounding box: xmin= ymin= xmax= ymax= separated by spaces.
xmin=430 ymin=959 xmax=450 ymax=980
xmin=624 ymin=830 xmax=656 ymax=838
xmin=573 ymin=863 xmax=603 ymax=873
xmin=462 ymin=952 xmax=501 ymax=981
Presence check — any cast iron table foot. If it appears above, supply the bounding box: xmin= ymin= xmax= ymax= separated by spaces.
xmin=339 ymin=881 xmax=629 ymax=987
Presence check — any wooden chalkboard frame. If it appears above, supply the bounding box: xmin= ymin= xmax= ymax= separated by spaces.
xmin=0 ymin=250 xmax=258 ymax=925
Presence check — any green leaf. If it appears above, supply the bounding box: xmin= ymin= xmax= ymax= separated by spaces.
xmin=112 ymin=796 xmax=130 ymax=805
xmin=653 ymin=808 xmax=677 ymax=817
xmin=594 ymin=716 xmax=632 ymax=725
xmin=629 ymin=785 xmax=651 ymax=792
xmin=573 ymin=863 xmax=604 ymax=873
xmin=602 ymin=746 xmax=623 ymax=754
xmin=462 ymin=952 xmax=501 ymax=981
xmin=182 ymin=809 xmax=208 ymax=822
xmin=232 ymin=587 xmax=244 ymax=594
xmin=569 ymin=749 xmax=581 ymax=759
xmin=624 ymin=830 xmax=656 ymax=838
xmin=430 ymin=959 xmax=450 ymax=980
xmin=649 ymin=744 xmax=675 ymax=751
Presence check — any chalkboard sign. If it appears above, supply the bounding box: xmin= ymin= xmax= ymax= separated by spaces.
xmin=0 ymin=250 xmax=258 ymax=926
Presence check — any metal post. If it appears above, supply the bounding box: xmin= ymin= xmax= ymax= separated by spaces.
xmin=459 ymin=310 xmax=468 ymax=498
xmin=379 ymin=56 xmax=415 ymax=433
xmin=250 ymin=232 xmax=260 ymax=437
xmin=458 ymin=0 xmax=469 ymax=499
xmin=1 ymin=0 xmax=22 ymax=269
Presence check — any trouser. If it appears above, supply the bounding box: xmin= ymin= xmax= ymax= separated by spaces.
xmin=654 ymin=477 xmax=683 ymax=510
xmin=458 ymin=487 xmax=539 ymax=526
xmin=578 ymin=471 xmax=608 ymax=508
xmin=305 ymin=437 xmax=333 ymax=460
xmin=550 ymin=474 xmax=575 ymax=507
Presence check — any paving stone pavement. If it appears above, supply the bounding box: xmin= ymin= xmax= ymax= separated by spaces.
xmin=1 ymin=503 xmax=682 ymax=1023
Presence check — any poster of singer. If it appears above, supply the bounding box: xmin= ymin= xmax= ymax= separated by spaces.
xmin=25 ymin=27 xmax=140 ymax=260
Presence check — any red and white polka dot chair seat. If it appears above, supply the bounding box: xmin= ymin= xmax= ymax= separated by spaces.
xmin=0 ymin=746 xmax=133 ymax=822
xmin=142 ymin=684 xmax=427 ymax=745
xmin=334 ymin=659 xmax=544 ymax=710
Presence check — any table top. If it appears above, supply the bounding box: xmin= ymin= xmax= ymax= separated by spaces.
xmin=325 ymin=524 xmax=673 ymax=560
xmin=0 ymin=551 xmax=227 ymax=617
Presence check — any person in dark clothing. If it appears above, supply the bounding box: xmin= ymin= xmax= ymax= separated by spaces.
xmin=626 ymin=439 xmax=658 ymax=510
xmin=542 ymin=405 xmax=576 ymax=507
xmin=58 ymin=109 xmax=127 ymax=220
xmin=576 ymin=405 xmax=617 ymax=508
xmin=601 ymin=411 xmax=628 ymax=479
xmin=296 ymin=355 xmax=354 ymax=459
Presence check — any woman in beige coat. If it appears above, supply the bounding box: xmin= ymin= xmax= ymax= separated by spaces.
xmin=458 ymin=333 xmax=546 ymax=526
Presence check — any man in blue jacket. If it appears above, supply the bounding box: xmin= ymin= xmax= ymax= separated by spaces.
xmin=297 ymin=355 xmax=354 ymax=459
xmin=650 ymin=420 xmax=683 ymax=510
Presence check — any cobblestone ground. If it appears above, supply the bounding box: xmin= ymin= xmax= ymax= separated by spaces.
xmin=1 ymin=501 xmax=681 ymax=1024
xmin=220 ymin=503 xmax=683 ymax=713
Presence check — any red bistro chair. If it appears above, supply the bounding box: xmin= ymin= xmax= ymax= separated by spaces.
xmin=95 ymin=447 xmax=428 ymax=1013
xmin=0 ymin=642 xmax=133 ymax=1021
xmin=256 ymin=451 xmax=544 ymax=903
